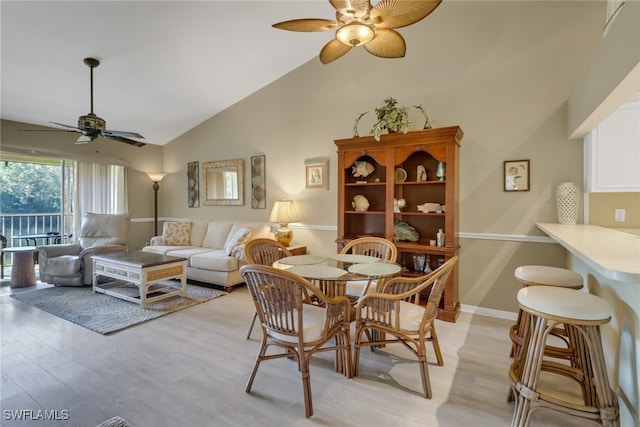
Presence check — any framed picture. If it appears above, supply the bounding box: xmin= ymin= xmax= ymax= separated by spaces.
xmin=305 ymin=158 xmax=328 ymax=189
xmin=251 ymin=155 xmax=266 ymax=209
xmin=187 ymin=161 xmax=199 ymax=207
xmin=504 ymin=159 xmax=530 ymax=192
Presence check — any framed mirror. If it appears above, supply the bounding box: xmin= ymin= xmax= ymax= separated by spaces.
xmin=203 ymin=159 xmax=244 ymax=206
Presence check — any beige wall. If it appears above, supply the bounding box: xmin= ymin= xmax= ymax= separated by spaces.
xmin=3 ymin=1 xmax=628 ymax=315
xmin=590 ymin=192 xmax=640 ymax=228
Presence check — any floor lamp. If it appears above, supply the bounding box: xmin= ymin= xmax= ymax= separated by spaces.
xmin=146 ymin=172 xmax=167 ymax=236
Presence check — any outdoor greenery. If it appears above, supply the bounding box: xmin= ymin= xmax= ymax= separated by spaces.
xmin=0 ymin=162 xmax=61 ymax=213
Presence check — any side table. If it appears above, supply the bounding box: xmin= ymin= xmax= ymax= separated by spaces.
xmin=2 ymin=246 xmax=37 ymax=288
xmin=287 ymin=245 xmax=307 ymax=256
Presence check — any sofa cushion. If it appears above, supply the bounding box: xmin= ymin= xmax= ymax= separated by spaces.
xmin=223 ymin=227 xmax=252 ymax=255
xmin=189 ymin=220 xmax=209 ymax=247
xmin=164 ymin=247 xmax=214 ymax=265
xmin=202 ymin=222 xmax=233 ymax=249
xmin=190 ymin=250 xmax=239 ymax=272
xmin=143 ymin=245 xmax=199 ymax=256
xmin=162 ymin=221 xmax=191 ymax=245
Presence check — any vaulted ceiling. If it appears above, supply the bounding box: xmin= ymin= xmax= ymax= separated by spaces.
xmin=1 ymin=1 xmax=344 ymax=146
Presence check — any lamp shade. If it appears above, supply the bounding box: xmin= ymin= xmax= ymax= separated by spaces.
xmin=269 ymin=199 xmax=299 ymax=224
xmin=146 ymin=172 xmax=167 ymax=183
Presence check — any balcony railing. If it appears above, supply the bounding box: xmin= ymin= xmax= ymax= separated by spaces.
xmin=1 ymin=213 xmax=72 ymax=267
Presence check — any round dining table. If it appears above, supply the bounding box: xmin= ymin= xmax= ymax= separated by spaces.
xmin=273 ymin=254 xmax=402 ymax=299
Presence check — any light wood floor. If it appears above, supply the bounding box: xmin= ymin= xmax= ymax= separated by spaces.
xmin=1 ymin=282 xmax=591 ymax=427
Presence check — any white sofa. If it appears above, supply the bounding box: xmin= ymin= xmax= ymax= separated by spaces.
xmin=142 ymin=220 xmax=273 ymax=291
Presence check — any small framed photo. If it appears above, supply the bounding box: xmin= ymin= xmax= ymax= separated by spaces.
xmin=504 ymin=159 xmax=530 ymax=192
xmin=305 ymin=158 xmax=328 ymax=189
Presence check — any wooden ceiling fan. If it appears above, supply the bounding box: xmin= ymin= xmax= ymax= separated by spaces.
xmin=273 ymin=0 xmax=442 ymax=64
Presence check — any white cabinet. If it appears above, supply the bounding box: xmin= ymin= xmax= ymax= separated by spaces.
xmin=585 ymin=92 xmax=640 ymax=192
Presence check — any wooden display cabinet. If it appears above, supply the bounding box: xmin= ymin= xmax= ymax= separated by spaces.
xmin=335 ymin=126 xmax=463 ymax=322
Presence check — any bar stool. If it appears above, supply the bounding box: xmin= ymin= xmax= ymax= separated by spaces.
xmin=510 ymin=266 xmax=583 ymax=361
xmin=509 ymin=286 xmax=619 ymax=427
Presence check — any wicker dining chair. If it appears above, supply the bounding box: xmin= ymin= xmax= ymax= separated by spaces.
xmin=240 ymin=264 xmax=352 ymax=418
xmin=353 ymin=256 xmax=458 ymax=398
xmin=340 ymin=236 xmax=398 ymax=298
xmin=243 ymin=238 xmax=293 ymax=339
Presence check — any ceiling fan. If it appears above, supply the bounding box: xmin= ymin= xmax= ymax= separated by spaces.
xmin=273 ymin=0 xmax=442 ymax=64
xmin=25 ymin=57 xmax=146 ymax=147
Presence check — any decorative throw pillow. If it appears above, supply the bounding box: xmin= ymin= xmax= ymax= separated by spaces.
xmin=162 ymin=222 xmax=191 ymax=246
xmin=223 ymin=227 xmax=252 ymax=255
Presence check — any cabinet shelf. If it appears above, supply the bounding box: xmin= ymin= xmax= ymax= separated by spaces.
xmin=394 ymin=180 xmax=445 ymax=186
xmin=335 ymin=126 xmax=463 ymax=322
xmin=345 ymin=210 xmax=385 ymax=215
xmin=346 ymin=182 xmax=386 ymax=186
xmin=395 ymin=212 xmax=445 ymax=217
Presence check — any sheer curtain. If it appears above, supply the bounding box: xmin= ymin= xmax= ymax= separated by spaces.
xmin=73 ymin=161 xmax=128 ymax=240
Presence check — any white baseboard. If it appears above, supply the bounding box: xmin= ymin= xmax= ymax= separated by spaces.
xmin=460 ymin=304 xmax=518 ymax=321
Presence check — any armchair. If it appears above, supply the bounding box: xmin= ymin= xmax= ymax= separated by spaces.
xmin=243 ymin=238 xmax=293 ymax=339
xmin=353 ymin=256 xmax=458 ymax=398
xmin=240 ymin=264 xmax=352 ymax=418
xmin=38 ymin=213 xmax=131 ymax=286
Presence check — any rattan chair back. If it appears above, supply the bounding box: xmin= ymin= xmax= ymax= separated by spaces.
xmin=353 ymin=256 xmax=458 ymax=398
xmin=240 ymin=264 xmax=352 ymax=418
xmin=243 ymin=238 xmax=292 ymax=265
xmin=340 ymin=236 xmax=397 ymax=263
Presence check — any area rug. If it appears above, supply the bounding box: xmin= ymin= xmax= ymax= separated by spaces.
xmin=11 ymin=283 xmax=226 ymax=334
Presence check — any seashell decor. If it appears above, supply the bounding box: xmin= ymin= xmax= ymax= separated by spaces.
xmin=417 ymin=202 xmax=441 ymax=213
xmin=352 ymin=195 xmax=370 ymax=212
xmin=352 ymin=161 xmax=374 ymax=178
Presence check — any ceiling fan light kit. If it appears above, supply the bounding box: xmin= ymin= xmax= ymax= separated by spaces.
xmin=336 ymin=22 xmax=374 ymax=46
xmin=272 ymin=0 xmax=442 ymax=64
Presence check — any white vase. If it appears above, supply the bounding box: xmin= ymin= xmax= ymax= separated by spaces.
xmin=556 ymin=182 xmax=580 ymax=224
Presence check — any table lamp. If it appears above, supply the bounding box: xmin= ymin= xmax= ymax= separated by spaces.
xmin=269 ymin=199 xmax=299 ymax=246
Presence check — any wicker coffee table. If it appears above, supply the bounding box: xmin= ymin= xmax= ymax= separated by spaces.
xmin=92 ymin=251 xmax=187 ymax=308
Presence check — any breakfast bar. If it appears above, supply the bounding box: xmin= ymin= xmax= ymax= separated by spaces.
xmin=536 ymin=223 xmax=639 ymax=427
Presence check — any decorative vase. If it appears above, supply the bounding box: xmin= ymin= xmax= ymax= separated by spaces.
xmin=436 ymin=162 xmax=445 ymax=181
xmin=556 ymin=182 xmax=580 ymax=224
xmin=436 ymin=228 xmax=445 ymax=247
xmin=412 ymin=253 xmax=426 ymax=272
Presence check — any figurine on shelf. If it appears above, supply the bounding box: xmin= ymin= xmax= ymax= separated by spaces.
xmin=417 ymin=202 xmax=441 ymax=213
xmin=436 ymin=161 xmax=446 ymax=181
xmin=424 ymin=255 xmax=433 ymax=273
xmin=393 ymin=219 xmax=419 ymax=242
xmin=352 ymin=161 xmax=374 ymax=178
xmin=417 ymin=165 xmax=427 ymax=182
xmin=352 ymin=195 xmax=370 ymax=212
xmin=393 ymin=198 xmax=406 ymax=212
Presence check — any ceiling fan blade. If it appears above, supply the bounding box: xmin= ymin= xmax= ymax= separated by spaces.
xmin=371 ymin=0 xmax=442 ymax=29
xmin=102 ymin=129 xmax=144 ymax=139
xmin=364 ymin=29 xmax=406 ymax=58
xmin=330 ymin=0 xmax=371 ymax=17
xmin=103 ymin=134 xmax=146 ymax=147
xmin=273 ymin=18 xmax=338 ymax=32
xmin=49 ymin=121 xmax=82 ymax=132
xmin=319 ymin=38 xmax=353 ymax=64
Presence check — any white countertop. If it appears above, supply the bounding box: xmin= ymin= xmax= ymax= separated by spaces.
xmin=537 ymin=223 xmax=640 ymax=282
